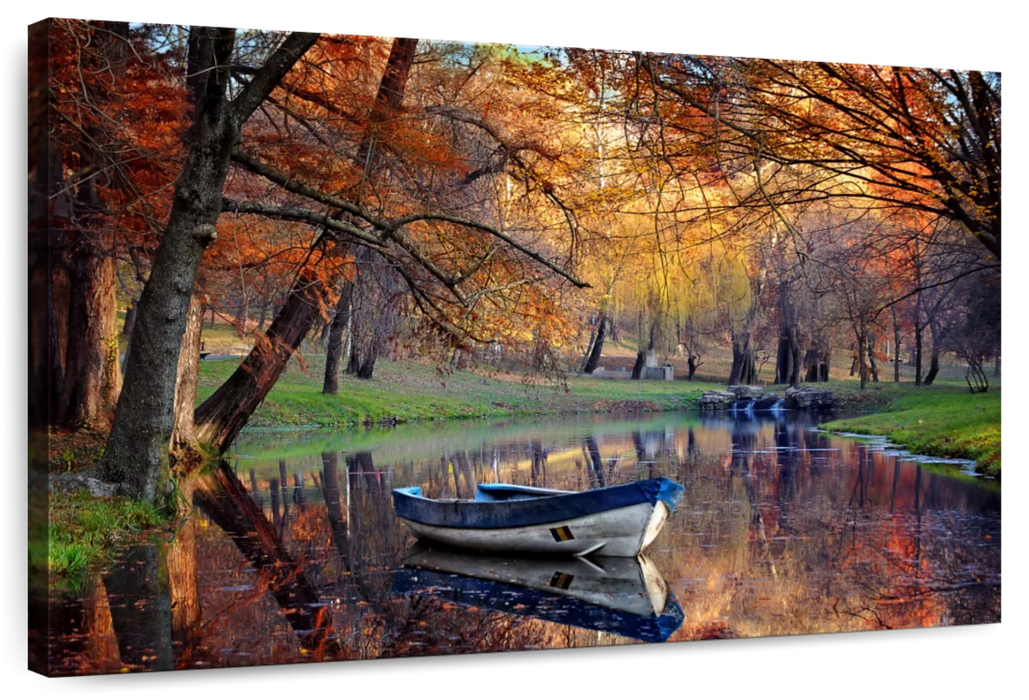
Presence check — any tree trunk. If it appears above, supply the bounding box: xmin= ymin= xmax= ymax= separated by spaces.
xmin=170 ymin=292 xmax=205 ymax=456
xmin=346 ymin=251 xmax=397 ymax=381
xmin=994 ymin=354 xmax=1001 ymax=378
xmin=123 ymin=303 xmax=138 ymax=337
xmin=923 ymin=347 xmax=941 ymax=385
xmin=346 ymin=305 xmax=363 ymax=376
xmin=28 ymin=18 xmax=54 ymax=435
xmin=773 ymin=284 xmax=798 ymax=387
xmin=55 ymin=244 xmax=122 ymax=428
xmin=729 ymin=334 xmax=757 ymax=386
xmin=256 ymin=294 xmax=270 ymax=332
xmin=121 ymin=300 xmax=138 ymax=374
xmin=687 ymin=355 xmax=700 ymax=381
xmin=790 ymin=333 xmax=802 ymax=389
xmin=582 ymin=315 xmax=606 ymax=374
xmin=803 ymin=346 xmax=830 ymax=382
xmin=630 ymin=351 xmax=646 ymax=380
xmin=194 ymin=274 xmax=326 ymax=453
xmin=98 ymin=28 xmax=318 ymax=502
xmin=581 ymin=320 xmax=598 ymax=370
xmin=892 ymin=307 xmax=902 ymax=383
xmin=357 ymin=344 xmax=381 ymax=379
xmin=857 ymin=332 xmax=868 ymax=390
xmin=323 ymin=279 xmax=353 ymax=394
xmin=914 ymin=321 xmax=924 ymax=385
xmin=868 ymin=333 xmax=879 ymax=383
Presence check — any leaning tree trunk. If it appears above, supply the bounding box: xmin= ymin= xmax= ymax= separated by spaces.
xmin=98 ymin=29 xmax=318 ymax=502
xmin=581 ymin=315 xmax=606 ymax=375
xmin=121 ymin=299 xmax=139 ymax=373
xmin=923 ymin=320 xmax=942 ymax=386
xmin=630 ymin=351 xmax=646 ymax=380
xmin=687 ymin=354 xmax=700 ymax=381
xmin=194 ymin=273 xmax=326 ymax=453
xmin=192 ymin=463 xmax=340 ymax=655
xmin=923 ymin=346 xmax=941 ymax=385
xmin=99 ymin=29 xmax=239 ymax=502
xmin=122 ymin=302 xmax=138 ymax=337
xmin=581 ymin=320 xmax=598 ymax=370
xmin=322 ymin=279 xmax=353 ymax=394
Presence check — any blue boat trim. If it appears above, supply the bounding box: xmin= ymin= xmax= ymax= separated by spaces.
xmin=392 ymin=477 xmax=686 ymax=530
xmin=392 ymin=566 xmax=685 ymax=643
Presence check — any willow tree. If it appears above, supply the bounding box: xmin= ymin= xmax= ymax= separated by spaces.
xmin=639 ymin=56 xmax=1000 ymax=261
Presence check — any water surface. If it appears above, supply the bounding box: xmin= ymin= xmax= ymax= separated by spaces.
xmin=48 ymin=411 xmax=1001 ymax=674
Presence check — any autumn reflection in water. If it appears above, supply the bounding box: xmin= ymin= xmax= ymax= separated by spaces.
xmin=47 ymin=412 xmax=1001 ymax=675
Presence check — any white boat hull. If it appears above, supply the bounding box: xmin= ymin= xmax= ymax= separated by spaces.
xmin=400 ymin=500 xmax=670 ymax=557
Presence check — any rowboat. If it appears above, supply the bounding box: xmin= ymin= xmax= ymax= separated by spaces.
xmin=392 ymin=476 xmax=684 ymax=557
xmin=392 ymin=544 xmax=685 ymax=643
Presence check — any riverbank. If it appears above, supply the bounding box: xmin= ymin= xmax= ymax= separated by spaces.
xmin=196 ymin=356 xmax=723 ymax=427
xmin=196 ymin=357 xmax=1001 ymax=478
xmin=46 ymin=358 xmax=1000 ymax=586
xmin=43 ymin=430 xmax=172 ymax=588
xmin=820 ymin=386 xmax=1001 ymax=478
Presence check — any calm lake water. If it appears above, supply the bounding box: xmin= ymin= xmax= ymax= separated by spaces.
xmin=47 ymin=411 xmax=1001 ymax=675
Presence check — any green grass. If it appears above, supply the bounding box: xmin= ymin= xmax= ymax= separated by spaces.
xmin=197 ymin=353 xmax=1001 ymax=480
xmin=821 ymin=386 xmax=1001 ymax=478
xmin=196 ymin=355 xmax=722 ymax=428
xmin=48 ymin=490 xmax=167 ymax=589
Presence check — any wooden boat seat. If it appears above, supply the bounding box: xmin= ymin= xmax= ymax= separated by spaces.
xmin=474 ymin=483 xmax=573 ymax=502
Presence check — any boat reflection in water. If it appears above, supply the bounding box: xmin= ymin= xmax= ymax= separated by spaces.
xmin=393 ymin=544 xmax=684 ymax=643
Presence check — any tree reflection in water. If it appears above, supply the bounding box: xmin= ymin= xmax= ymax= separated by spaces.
xmin=47 ymin=412 xmax=1001 ymax=675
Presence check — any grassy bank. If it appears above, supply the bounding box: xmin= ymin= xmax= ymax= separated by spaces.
xmin=47 ymin=352 xmax=999 ymax=586
xmin=196 ymin=356 xmax=722 ymax=427
xmin=45 ymin=489 xmax=167 ymax=589
xmin=44 ymin=430 xmax=172 ymax=589
xmin=821 ymin=386 xmax=1001 ymax=477
xmin=198 ymin=355 xmax=1001 ymax=480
